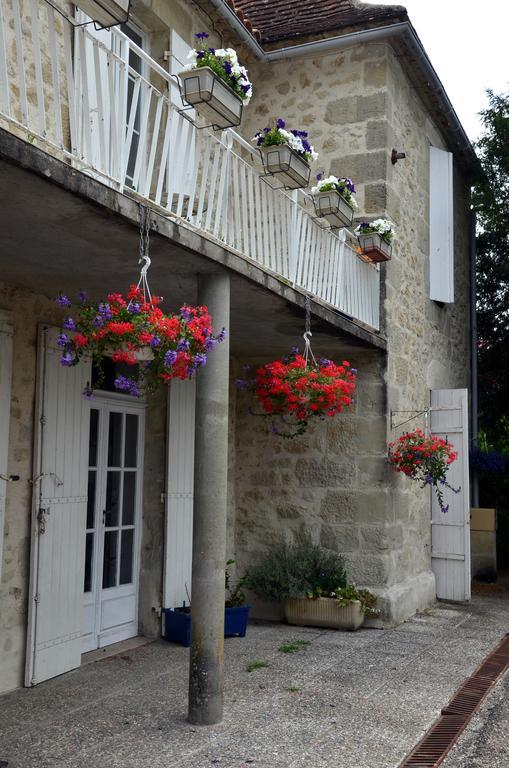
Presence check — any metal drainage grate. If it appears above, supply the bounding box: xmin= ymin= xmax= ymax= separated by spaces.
xmin=399 ymin=633 xmax=509 ymax=767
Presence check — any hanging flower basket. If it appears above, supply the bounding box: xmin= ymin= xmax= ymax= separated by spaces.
xmin=311 ymin=175 xmax=357 ymax=228
xmin=55 ymin=286 xmax=226 ymax=398
xmin=179 ymin=34 xmax=252 ymax=129
xmin=355 ymin=219 xmax=394 ymax=263
xmin=388 ymin=429 xmax=460 ymax=513
xmin=237 ymin=346 xmax=356 ymax=437
xmin=253 ymin=120 xmax=318 ymax=190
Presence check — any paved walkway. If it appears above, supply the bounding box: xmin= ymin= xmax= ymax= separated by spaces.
xmin=1 ymin=595 xmax=509 ymax=768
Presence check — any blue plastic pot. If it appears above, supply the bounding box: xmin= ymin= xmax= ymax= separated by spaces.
xmin=163 ymin=605 xmax=251 ymax=647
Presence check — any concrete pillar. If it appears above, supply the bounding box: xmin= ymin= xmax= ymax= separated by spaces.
xmin=188 ymin=271 xmax=230 ymax=726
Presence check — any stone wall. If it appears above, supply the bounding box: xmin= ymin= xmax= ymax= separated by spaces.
xmin=0 ymin=280 xmax=166 ymax=693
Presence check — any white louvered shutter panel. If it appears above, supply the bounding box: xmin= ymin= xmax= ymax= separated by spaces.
xmin=163 ymin=379 xmax=196 ymax=615
xmin=429 ymin=146 xmax=454 ymax=303
xmin=25 ymin=327 xmax=91 ymax=686
xmin=430 ymin=388 xmax=471 ymax=602
xmin=0 ymin=309 xmax=13 ymax=581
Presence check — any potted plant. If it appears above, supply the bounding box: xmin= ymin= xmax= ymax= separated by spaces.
xmin=55 ymin=286 xmax=226 ymax=398
xmin=311 ymin=174 xmax=358 ymax=227
xmin=163 ymin=560 xmax=250 ymax=647
xmin=244 ymin=539 xmax=377 ymax=631
xmin=253 ymin=119 xmax=318 ymax=189
xmin=388 ymin=429 xmax=460 ymax=513
xmin=355 ymin=218 xmax=394 ymax=262
xmin=236 ymin=349 xmax=357 ymax=437
xmin=179 ymin=33 xmax=252 ymax=129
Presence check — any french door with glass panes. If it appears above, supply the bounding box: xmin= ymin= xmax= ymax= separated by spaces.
xmin=82 ymin=397 xmax=144 ymax=652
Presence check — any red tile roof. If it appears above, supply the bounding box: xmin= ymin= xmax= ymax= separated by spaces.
xmin=226 ymin=0 xmax=408 ymax=45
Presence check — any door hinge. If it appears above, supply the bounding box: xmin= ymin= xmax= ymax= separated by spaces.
xmin=37 ymin=508 xmax=50 ymax=534
xmin=34 ymin=593 xmax=40 ymax=603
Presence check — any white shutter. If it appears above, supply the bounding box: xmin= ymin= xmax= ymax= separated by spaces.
xmin=163 ymin=379 xmax=195 ymax=614
xmin=25 ymin=327 xmax=91 ymax=686
xmin=0 ymin=309 xmax=13 ymax=581
xmin=429 ymin=145 xmax=454 ymax=303
xmin=430 ymin=388 xmax=471 ymax=602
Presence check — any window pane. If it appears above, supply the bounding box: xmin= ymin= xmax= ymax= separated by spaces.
xmin=105 ymin=472 xmax=121 ymax=527
xmin=108 ymin=412 xmax=123 ymax=467
xmin=119 ymin=529 xmax=134 ymax=585
xmin=102 ymin=530 xmax=118 ymax=588
xmin=84 ymin=532 xmax=94 ymax=593
xmin=124 ymin=415 xmax=138 ymax=467
xmin=122 ymin=472 xmax=136 ymax=526
xmin=87 ymin=471 xmax=96 ymax=529
xmin=88 ymin=409 xmax=99 ymax=466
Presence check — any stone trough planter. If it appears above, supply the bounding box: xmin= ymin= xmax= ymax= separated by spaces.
xmin=312 ymin=189 xmax=355 ymax=227
xmin=179 ymin=66 xmax=243 ymax=129
xmin=284 ymin=597 xmax=365 ymax=631
xmin=357 ymin=232 xmax=392 ymax=263
xmin=260 ymin=144 xmax=311 ymax=189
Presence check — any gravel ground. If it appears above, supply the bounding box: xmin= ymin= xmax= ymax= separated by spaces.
xmin=1 ymin=595 xmax=508 ymax=768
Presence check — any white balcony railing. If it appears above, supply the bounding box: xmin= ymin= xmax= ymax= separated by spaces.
xmin=0 ymin=0 xmax=380 ymax=330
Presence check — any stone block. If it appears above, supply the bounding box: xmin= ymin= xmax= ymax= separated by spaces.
xmin=330 ymin=151 xmax=387 ymax=183
xmin=358 ymin=456 xmax=390 ymax=487
xmin=364 ymin=60 xmax=388 ymax=88
xmin=295 ymin=458 xmax=356 ymax=487
xmin=355 ymin=490 xmax=392 ymax=524
xmin=342 ymin=552 xmax=391 ymax=586
xmin=366 ymin=120 xmax=388 ymax=150
xmin=320 ymin=491 xmax=358 ymax=523
xmin=276 ymin=503 xmax=306 ymax=521
xmin=364 ymin=182 xmax=388 ymax=213
xmin=324 ymin=92 xmax=387 ymax=126
xmin=326 ymin=417 xmax=359 ymax=454
xmin=359 ymin=524 xmax=403 ymax=552
xmin=320 ymin=523 xmax=359 ymax=553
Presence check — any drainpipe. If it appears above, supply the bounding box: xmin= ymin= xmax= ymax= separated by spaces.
xmin=470 ymin=207 xmax=479 ymax=507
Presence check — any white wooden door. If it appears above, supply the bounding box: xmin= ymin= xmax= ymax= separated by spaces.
xmin=163 ymin=380 xmax=195 ymax=616
xmin=82 ymin=396 xmax=144 ymax=652
xmin=0 ymin=309 xmax=13 ymax=581
xmin=430 ymin=388 xmax=471 ymax=602
xmin=25 ymin=327 xmax=91 ymax=686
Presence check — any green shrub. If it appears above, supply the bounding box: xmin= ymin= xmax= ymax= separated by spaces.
xmin=244 ymin=538 xmax=347 ymax=601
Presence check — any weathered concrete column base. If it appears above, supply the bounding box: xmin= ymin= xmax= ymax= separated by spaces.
xmin=188 ymin=272 xmax=230 ymax=726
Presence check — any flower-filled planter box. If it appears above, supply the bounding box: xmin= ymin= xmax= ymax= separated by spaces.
xmin=284 ymin=597 xmax=364 ymax=631
xmin=313 ymin=189 xmax=355 ymax=228
xmin=163 ymin=605 xmax=251 ymax=647
xmin=357 ymin=232 xmax=392 ymax=263
xmin=260 ymin=144 xmax=311 ymax=190
xmin=179 ymin=66 xmax=243 ymax=129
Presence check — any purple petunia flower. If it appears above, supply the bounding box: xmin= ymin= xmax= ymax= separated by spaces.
xmin=302 ymin=140 xmax=311 ymax=153
xmin=195 ymin=32 xmax=209 ymax=40
xmin=224 ymin=61 xmax=233 ymax=75
xmin=114 ymin=376 xmax=140 ymax=396
xmin=291 ymin=346 xmax=300 ymax=355
xmin=276 ymin=118 xmax=286 ymax=129
xmin=208 ymin=47 xmax=215 ymax=55
xmin=63 ymin=317 xmax=76 ymax=331
xmin=77 ymin=290 xmax=88 ymax=304
xmin=93 ymin=315 xmax=105 ymax=328
xmin=177 ymin=338 xmax=190 ymax=351
xmin=98 ymin=302 xmax=112 ymax=318
xmin=241 ymin=84 xmax=250 ymax=94
xmin=82 ymin=385 xmax=94 ymax=400
xmin=350 ymin=367 xmax=358 ymax=374
xmin=205 ymin=337 xmax=218 ymax=350
xmin=217 ymin=328 xmax=227 ymax=343
xmin=196 ymin=50 xmax=205 ymax=59
xmin=57 ymin=333 xmax=69 ymax=348
xmin=194 ymin=353 xmax=207 ymax=367
xmin=235 ymin=378 xmax=248 ymax=389
xmin=60 ymin=351 xmax=74 ymax=366
xmin=128 ymin=302 xmax=141 ymax=314
xmin=180 ymin=307 xmax=191 ymax=322
xmin=56 ymin=294 xmax=72 ymax=308
xmin=320 ymin=357 xmax=330 ymax=366
xmin=316 ymin=172 xmax=323 ymax=181
xmin=164 ymin=350 xmax=178 ymax=367
xmin=149 ymin=336 xmax=161 ymax=348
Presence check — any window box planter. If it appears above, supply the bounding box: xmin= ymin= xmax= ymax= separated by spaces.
xmin=312 ymin=189 xmax=355 ymax=228
xmin=179 ymin=66 xmax=243 ymax=130
xmin=163 ymin=605 xmax=251 ymax=647
xmin=260 ymin=144 xmax=311 ymax=190
xmin=357 ymin=232 xmax=392 ymax=263
xmin=284 ymin=597 xmax=364 ymax=631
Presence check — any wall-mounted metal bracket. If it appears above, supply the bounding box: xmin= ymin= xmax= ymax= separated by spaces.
xmin=390 ymin=408 xmax=430 ymax=432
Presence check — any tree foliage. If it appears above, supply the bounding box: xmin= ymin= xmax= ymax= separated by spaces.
xmin=473 ymin=90 xmax=509 ymax=443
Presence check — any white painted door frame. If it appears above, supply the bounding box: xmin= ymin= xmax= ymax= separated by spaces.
xmin=430 ymin=388 xmax=471 ymax=602
xmin=82 ymin=392 xmax=145 ymax=653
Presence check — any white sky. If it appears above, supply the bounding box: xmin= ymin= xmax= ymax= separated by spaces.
xmin=374 ymin=0 xmax=509 ymax=141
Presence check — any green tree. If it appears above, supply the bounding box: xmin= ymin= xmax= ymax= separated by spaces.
xmin=473 ymin=89 xmax=509 ymax=566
